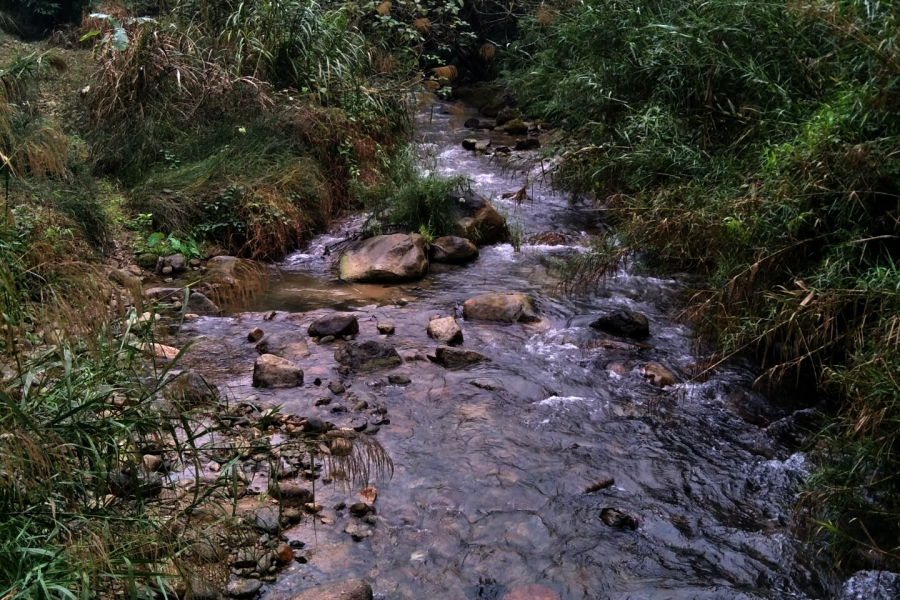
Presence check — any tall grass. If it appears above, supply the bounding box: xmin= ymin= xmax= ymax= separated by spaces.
xmin=505 ymin=0 xmax=900 ymax=568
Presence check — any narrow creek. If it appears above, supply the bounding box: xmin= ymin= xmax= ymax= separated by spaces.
xmin=173 ymin=100 xmax=838 ymax=600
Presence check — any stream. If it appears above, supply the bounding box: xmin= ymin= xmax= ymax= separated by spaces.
xmin=172 ymin=100 xmax=850 ymax=600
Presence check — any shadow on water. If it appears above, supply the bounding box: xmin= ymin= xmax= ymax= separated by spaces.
xmin=175 ymin=100 xmax=839 ymax=599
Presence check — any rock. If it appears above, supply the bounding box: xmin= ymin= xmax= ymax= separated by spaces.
xmin=462 ymin=293 xmax=538 ymax=323
xmin=840 ymin=570 xmax=900 ymax=600
xmin=376 ymin=321 xmax=395 ymax=335
xmin=162 ymin=266 xmax=173 ymax=276
xmin=247 ymin=328 xmax=264 ymax=342
xmin=360 ymin=486 xmax=377 ymax=503
xmin=255 ymin=506 xmax=281 ymax=534
xmin=308 ymin=313 xmax=359 ymax=338
xmin=600 ymin=507 xmax=640 ymax=530
xmin=453 ymin=192 xmax=508 ymax=246
xmin=495 ymin=108 xmax=518 ymax=127
xmin=183 ymin=576 xmax=219 ymax=600
xmin=349 ymin=502 xmax=374 ymax=517
xmin=136 ymin=253 xmax=158 ymax=269
xmin=427 ymin=316 xmax=463 ymax=345
xmin=334 ymin=341 xmax=402 ymax=372
xmin=255 ymin=333 xmax=310 ymax=361
xmin=108 ymin=268 xmax=141 ymax=289
xmin=642 ymin=362 xmax=678 ymax=388
xmin=590 ymin=310 xmax=650 ymax=339
xmin=339 ymin=234 xmax=428 ymax=283
xmin=287 ymin=580 xmax=373 ymax=600
xmin=503 ymin=584 xmax=560 ymax=600
xmin=227 ymin=579 xmax=262 ymax=599
xmin=514 ymin=138 xmax=541 ymax=151
xmin=388 ymin=374 xmax=410 ymax=385
xmin=430 ymin=236 xmax=479 ymax=264
xmin=252 ymin=355 xmax=304 ymax=388
xmin=433 ymin=346 xmax=488 ymax=369
xmin=143 ymin=287 xmax=221 ymax=315
xmin=462 ymin=138 xmax=478 ymax=151
xmin=274 ymin=543 xmax=294 ymax=565
xmin=464 ymin=117 xmax=480 ymax=128
xmin=156 ymin=254 xmax=186 ymax=274
xmin=584 ymin=476 xmax=615 ymax=493
xmin=725 ymin=390 xmax=784 ymax=427
xmin=471 ymin=378 xmax=503 ymax=391
xmin=142 ymin=454 xmax=163 ymax=473
xmin=344 ymin=521 xmax=373 ymax=541
xmin=165 ymin=370 xmax=221 ymax=406
xmin=529 ymin=231 xmax=568 ymax=246
xmin=502 ymin=119 xmax=528 ymax=135
xmin=268 ymin=481 xmax=313 ymax=505
xmin=329 ymin=380 xmax=346 ymax=395
xmin=474 ymin=139 xmax=491 ymax=153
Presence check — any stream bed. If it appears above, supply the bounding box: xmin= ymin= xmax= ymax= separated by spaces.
xmin=172 ymin=101 xmax=853 ymax=600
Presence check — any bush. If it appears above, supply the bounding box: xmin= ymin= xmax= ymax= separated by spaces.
xmin=505 ymin=0 xmax=900 ymax=567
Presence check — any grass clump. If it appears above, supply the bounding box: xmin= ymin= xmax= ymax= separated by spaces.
xmin=503 ymin=0 xmax=900 ymax=568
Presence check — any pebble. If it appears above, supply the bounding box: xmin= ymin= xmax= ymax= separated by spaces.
xmin=247 ymin=328 xmax=264 ymax=342
xmin=377 ymin=321 xmax=395 ymax=335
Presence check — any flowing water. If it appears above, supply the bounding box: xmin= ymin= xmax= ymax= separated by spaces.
xmin=173 ymin=101 xmax=848 ymax=599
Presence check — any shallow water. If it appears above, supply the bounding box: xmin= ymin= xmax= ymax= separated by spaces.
xmin=175 ymin=101 xmax=844 ymax=599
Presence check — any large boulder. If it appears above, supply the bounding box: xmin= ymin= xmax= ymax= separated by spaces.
xmin=452 ymin=192 xmax=508 ymax=246
xmin=334 ymin=341 xmax=402 ymax=372
xmin=339 ymin=234 xmax=428 ymax=283
xmin=427 ymin=317 xmax=463 ymax=345
xmin=463 ymin=293 xmax=538 ymax=323
xmin=308 ymin=313 xmax=359 ymax=338
xmin=288 ymin=580 xmax=373 ymax=600
xmin=590 ymin=310 xmax=650 ymax=339
xmin=433 ymin=346 xmax=488 ymax=369
xmin=252 ymin=354 xmax=304 ymax=388
xmin=430 ymin=236 xmax=478 ymax=264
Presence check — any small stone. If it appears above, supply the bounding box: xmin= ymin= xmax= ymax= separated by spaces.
xmin=432 ymin=346 xmax=488 ymax=369
xmin=514 ymin=137 xmax=541 ymax=151
xmin=348 ymin=416 xmax=368 ymax=431
xmin=142 ymin=454 xmax=162 ymax=473
xmin=254 ymin=506 xmax=280 ymax=534
xmin=377 ymin=321 xmax=395 ymax=335
xmin=329 ymin=380 xmax=346 ymax=395
xmin=600 ymin=507 xmax=640 ymax=530
xmin=590 ymin=310 xmax=650 ymax=339
xmin=360 ymin=486 xmax=377 ymax=503
xmin=274 ymin=543 xmax=293 ymax=565
xmin=252 ymin=354 xmax=304 ymax=388
xmin=247 ymin=328 xmax=264 ymax=342
xmin=319 ymin=335 xmax=335 ymax=344
xmin=226 ymin=579 xmax=262 ymax=599
xmin=642 ymin=362 xmax=678 ymax=388
xmin=161 ymin=266 xmax=173 ymax=275
xmin=470 ymin=378 xmax=503 ymax=391
xmin=349 ymin=502 xmax=374 ymax=517
xmin=308 ymin=313 xmax=359 ymax=338
xmin=427 ymin=316 xmax=463 ymax=345
xmin=584 ymin=477 xmax=615 ymax=493
xmin=344 ymin=521 xmax=373 ymax=541
xmin=388 ymin=374 xmax=411 ymax=385
xmin=352 ymin=400 xmax=369 ymax=411
xmin=315 ymin=397 xmax=332 ymax=406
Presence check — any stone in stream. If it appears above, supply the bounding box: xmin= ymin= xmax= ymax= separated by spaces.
xmin=427 ymin=316 xmax=463 ymax=345
xmin=334 ymin=341 xmax=402 ymax=372
xmin=308 ymin=313 xmax=359 ymax=338
xmin=642 ymin=362 xmax=678 ymax=388
xmin=252 ymin=354 xmax=304 ymax=388
xmin=464 ymin=117 xmax=480 ymax=128
xmin=339 ymin=234 xmax=428 ymax=283
xmin=344 ymin=521 xmax=373 ymax=541
xmin=463 ymin=293 xmax=539 ymax=323
xmin=433 ymin=345 xmax=488 ymax=369
xmin=590 ymin=309 xmax=650 ymax=339
xmin=470 ymin=378 xmax=503 ymax=391
xmin=165 ymin=370 xmax=220 ymax=406
xmin=501 ymin=119 xmax=528 ymax=135
xmin=268 ymin=480 xmax=313 ymax=505
xmin=376 ymin=321 xmax=395 ymax=335
xmin=514 ymin=137 xmax=541 ymax=151
xmin=255 ymin=333 xmax=310 ymax=361
xmin=247 ymin=327 xmax=264 ymax=342
xmin=388 ymin=374 xmax=411 ymax=385
xmin=474 ymin=139 xmax=491 ymax=153
xmin=430 ymin=236 xmax=479 ymax=264
xmin=495 ymin=108 xmax=518 ymax=127
xmin=227 ymin=578 xmax=262 ymax=599
xmin=328 ymin=380 xmax=346 ymax=395
xmin=144 ymin=287 xmax=221 ymax=315
xmin=503 ymin=584 xmax=561 ymax=600
xmin=453 ymin=192 xmax=509 ymax=246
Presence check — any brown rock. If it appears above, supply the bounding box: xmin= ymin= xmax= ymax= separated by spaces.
xmin=252 ymin=354 xmax=304 ymax=388
xmin=430 ymin=236 xmax=479 ymax=264
xmin=287 ymin=579 xmax=372 ymax=600
xmin=642 ymin=362 xmax=678 ymax=388
xmin=247 ymin=328 xmax=264 ymax=342
xmin=462 ymin=293 xmax=538 ymax=323
xmin=339 ymin=234 xmax=428 ymax=283
xmin=433 ymin=346 xmax=488 ymax=369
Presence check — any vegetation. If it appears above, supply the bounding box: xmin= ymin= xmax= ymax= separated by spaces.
xmin=503 ymin=0 xmax=900 ymax=568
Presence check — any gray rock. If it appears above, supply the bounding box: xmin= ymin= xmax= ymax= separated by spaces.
xmin=334 ymin=341 xmax=402 ymax=372
xmin=328 ymin=380 xmax=346 ymax=395
xmin=452 ymin=192 xmax=508 ymax=246
xmin=227 ymin=579 xmax=262 ymax=599
xmin=514 ymin=138 xmax=541 ymax=151
xmin=144 ymin=287 xmax=221 ymax=315
xmin=376 ymin=321 xmax=395 ymax=335
xmin=287 ymin=579 xmax=373 ymax=600
xmin=433 ymin=346 xmax=488 ymax=369
xmin=156 ymin=254 xmax=186 ymax=274
xmin=590 ymin=310 xmax=650 ymax=339
xmin=247 ymin=328 xmax=264 ymax=343
xmin=339 ymin=234 xmax=428 ymax=283
xmin=462 ymin=293 xmax=538 ymax=323
xmin=255 ymin=506 xmax=280 ymax=534
xmin=268 ymin=480 xmax=313 ymax=505
xmin=255 ymin=333 xmax=310 ymax=361
xmin=308 ymin=313 xmax=359 ymax=338
xmin=252 ymin=355 xmax=304 ymax=388
xmin=388 ymin=374 xmax=410 ymax=385
xmin=430 ymin=236 xmax=479 ymax=264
